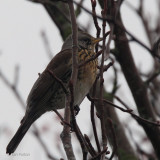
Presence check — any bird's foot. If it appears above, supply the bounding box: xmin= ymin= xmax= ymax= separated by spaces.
xmin=70 ymin=119 xmax=75 ymax=132
xmin=74 ymin=105 xmax=80 ymax=116
xmin=69 ymin=105 xmax=80 ymax=132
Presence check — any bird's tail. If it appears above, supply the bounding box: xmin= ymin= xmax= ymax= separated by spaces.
xmin=6 ymin=116 xmax=35 ymax=155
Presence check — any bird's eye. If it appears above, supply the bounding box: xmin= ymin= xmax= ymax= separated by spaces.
xmin=84 ymin=39 xmax=91 ymax=45
xmin=87 ymin=40 xmax=91 ymax=45
xmin=79 ymin=38 xmax=91 ymax=49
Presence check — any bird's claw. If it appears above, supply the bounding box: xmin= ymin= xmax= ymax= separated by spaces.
xmin=74 ymin=105 xmax=80 ymax=116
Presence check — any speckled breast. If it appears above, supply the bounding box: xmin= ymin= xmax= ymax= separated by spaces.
xmin=74 ymin=49 xmax=98 ymax=106
xmin=78 ymin=49 xmax=97 ymax=81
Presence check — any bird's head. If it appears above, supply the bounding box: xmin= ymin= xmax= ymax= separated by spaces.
xmin=61 ymin=31 xmax=103 ymax=51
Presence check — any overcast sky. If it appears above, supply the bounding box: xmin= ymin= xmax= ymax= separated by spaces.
xmin=0 ymin=0 xmax=157 ymax=159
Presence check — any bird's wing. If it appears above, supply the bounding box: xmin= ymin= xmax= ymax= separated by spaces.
xmin=26 ymin=49 xmax=72 ymax=109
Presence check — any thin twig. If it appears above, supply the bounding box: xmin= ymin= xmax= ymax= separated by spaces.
xmin=145 ymin=70 xmax=160 ymax=85
xmin=114 ymin=96 xmax=160 ymax=127
xmin=91 ymin=0 xmax=101 ymax=52
xmin=78 ymin=50 xmax=102 ymax=68
xmin=91 ymin=0 xmax=101 ymax=37
xmin=53 ymin=109 xmax=71 ymax=128
xmin=41 ymin=30 xmax=54 ymax=59
xmin=91 ymin=147 xmax=109 ymax=160
xmin=125 ymin=0 xmax=152 ymax=46
xmin=87 ymin=95 xmax=132 ymax=113
xmin=99 ymin=2 xmax=107 ymax=159
xmin=47 ymin=69 xmax=69 ymax=95
xmin=13 ymin=65 xmax=20 ymax=88
xmin=105 ymin=25 xmax=114 ymax=60
xmin=88 ymin=95 xmax=160 ymax=127
xmin=97 ymin=61 xmax=113 ymax=77
xmin=108 ymin=119 xmax=118 ymax=160
xmin=84 ymin=134 xmax=97 ymax=157
xmin=125 ymin=123 xmax=156 ymax=159
xmin=89 ymin=78 xmax=101 ymax=153
xmin=75 ymin=0 xmax=84 ymax=17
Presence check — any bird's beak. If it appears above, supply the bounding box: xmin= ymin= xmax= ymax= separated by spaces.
xmin=92 ymin=37 xmax=103 ymax=44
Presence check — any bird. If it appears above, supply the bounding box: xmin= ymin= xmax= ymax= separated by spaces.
xmin=6 ymin=31 xmax=102 ymax=155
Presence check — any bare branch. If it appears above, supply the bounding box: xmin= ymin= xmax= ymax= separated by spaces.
xmin=13 ymin=65 xmax=20 ymax=88
xmin=108 ymin=119 xmax=118 ymax=160
xmin=145 ymin=70 xmax=160 ymax=85
xmin=78 ymin=50 xmax=103 ymax=68
xmin=98 ymin=2 xmax=108 ymax=159
xmin=91 ymin=147 xmax=109 ymax=160
xmin=89 ymin=79 xmax=101 ymax=153
xmin=90 ymin=0 xmax=101 ymax=52
xmin=88 ymin=95 xmax=160 ymax=127
xmin=47 ymin=69 xmax=69 ymax=95
xmin=41 ymin=30 xmax=54 ymax=59
xmin=114 ymin=96 xmax=160 ymax=127
xmin=84 ymin=134 xmax=97 ymax=157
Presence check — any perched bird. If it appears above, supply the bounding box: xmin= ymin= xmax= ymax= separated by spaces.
xmin=6 ymin=31 xmax=102 ymax=154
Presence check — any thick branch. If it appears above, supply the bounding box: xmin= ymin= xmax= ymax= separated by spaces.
xmin=114 ymin=13 xmax=160 ymax=158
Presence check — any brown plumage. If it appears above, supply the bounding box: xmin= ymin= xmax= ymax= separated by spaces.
xmin=6 ymin=31 xmax=102 ymax=154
